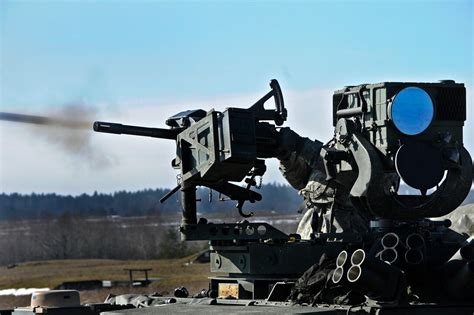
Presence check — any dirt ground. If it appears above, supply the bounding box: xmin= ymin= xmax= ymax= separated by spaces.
xmin=0 ymin=256 xmax=216 ymax=309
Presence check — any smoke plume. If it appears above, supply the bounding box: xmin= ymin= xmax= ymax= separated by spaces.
xmin=0 ymin=104 xmax=116 ymax=169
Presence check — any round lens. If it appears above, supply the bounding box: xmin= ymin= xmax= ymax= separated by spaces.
xmin=390 ymin=87 xmax=434 ymax=135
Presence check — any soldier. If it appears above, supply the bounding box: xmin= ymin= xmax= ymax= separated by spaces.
xmin=277 ymin=127 xmax=369 ymax=239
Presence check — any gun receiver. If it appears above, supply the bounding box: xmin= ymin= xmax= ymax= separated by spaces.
xmin=93 ymin=79 xmax=287 ymax=234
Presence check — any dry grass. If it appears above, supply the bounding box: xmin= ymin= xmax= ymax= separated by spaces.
xmin=0 ymin=255 xmax=219 ymax=309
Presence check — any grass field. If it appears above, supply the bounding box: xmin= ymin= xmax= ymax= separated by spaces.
xmin=0 ymin=255 xmax=217 ymax=309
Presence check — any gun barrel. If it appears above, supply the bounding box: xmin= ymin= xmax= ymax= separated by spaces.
xmin=93 ymin=121 xmax=179 ymax=140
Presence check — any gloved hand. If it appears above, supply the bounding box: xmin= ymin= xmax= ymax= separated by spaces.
xmin=277 ymin=127 xmax=324 ymax=167
xmin=277 ymin=127 xmax=302 ymax=160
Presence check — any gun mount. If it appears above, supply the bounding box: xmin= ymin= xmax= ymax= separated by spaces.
xmin=94 ymin=79 xmax=287 ymax=228
xmin=93 ymin=79 xmax=473 ymax=308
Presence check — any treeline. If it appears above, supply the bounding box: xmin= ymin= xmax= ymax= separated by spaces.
xmin=0 ymin=183 xmax=303 ymax=220
xmin=0 ymin=213 xmax=204 ymax=265
xmin=2 ymin=185 xmax=471 ymax=221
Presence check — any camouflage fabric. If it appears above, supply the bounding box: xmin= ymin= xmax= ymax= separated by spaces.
xmin=295 ymin=204 xmax=369 ymax=238
xmin=289 ymin=253 xmax=365 ymax=305
xmin=441 ymin=203 xmax=474 ymax=237
xmin=278 ymin=132 xmax=369 ymax=238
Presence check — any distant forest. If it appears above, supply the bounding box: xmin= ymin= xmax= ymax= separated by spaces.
xmin=0 ymin=183 xmax=303 ymax=220
xmin=1 ymin=184 xmax=473 ymax=221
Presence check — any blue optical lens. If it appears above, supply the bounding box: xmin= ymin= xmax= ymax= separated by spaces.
xmin=391 ymin=87 xmax=434 ymax=135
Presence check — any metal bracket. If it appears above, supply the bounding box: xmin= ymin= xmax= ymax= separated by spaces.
xmin=180 ymin=222 xmax=288 ymax=241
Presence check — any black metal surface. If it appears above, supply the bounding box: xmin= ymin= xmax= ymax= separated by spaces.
xmin=181 ymin=222 xmax=288 ymax=241
xmin=433 ymin=86 xmax=466 ymax=121
xmin=166 ymin=109 xmax=207 ymax=128
xmin=93 ymin=122 xmax=179 ymax=139
xmin=395 ymin=141 xmax=444 ymax=191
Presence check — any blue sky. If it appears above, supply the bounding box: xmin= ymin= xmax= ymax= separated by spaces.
xmin=0 ymin=0 xmax=473 ymax=194
xmin=1 ymin=0 xmax=472 ymax=107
